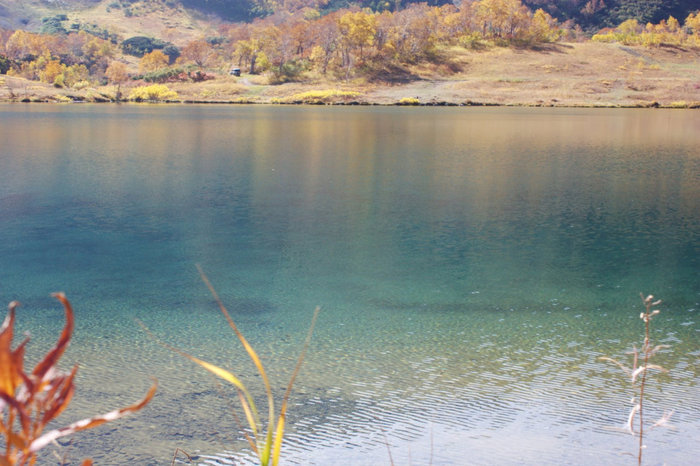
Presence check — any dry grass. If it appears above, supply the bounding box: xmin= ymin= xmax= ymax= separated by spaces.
xmin=168 ymin=78 xmax=248 ymax=102
xmin=366 ymin=42 xmax=700 ymax=107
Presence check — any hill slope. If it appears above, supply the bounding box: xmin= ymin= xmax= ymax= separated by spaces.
xmin=1 ymin=0 xmax=698 ymax=33
xmin=523 ymin=0 xmax=699 ymax=31
xmin=0 ymin=0 xmax=214 ymax=44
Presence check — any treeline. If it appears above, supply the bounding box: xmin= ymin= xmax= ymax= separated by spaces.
xmin=179 ymin=0 xmax=699 ymax=31
xmin=592 ymin=12 xmax=700 ymax=48
xmin=0 ymin=29 xmax=112 ymax=88
xmin=0 ymin=0 xmax=699 ymax=91
xmin=219 ymin=0 xmax=564 ymax=82
xmin=1 ymin=0 xmax=566 ymax=87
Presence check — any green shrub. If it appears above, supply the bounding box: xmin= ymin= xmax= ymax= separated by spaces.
xmin=162 ymin=44 xmax=180 ymax=64
xmin=121 ymin=36 xmax=169 ymax=57
xmin=40 ymin=16 xmax=68 ymax=35
xmin=0 ymin=55 xmax=12 ymax=74
xmin=142 ymin=67 xmax=184 ymax=83
xmin=268 ymin=60 xmax=308 ymax=84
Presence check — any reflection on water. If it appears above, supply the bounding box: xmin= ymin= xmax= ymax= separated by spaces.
xmin=0 ymin=105 xmax=698 ymax=464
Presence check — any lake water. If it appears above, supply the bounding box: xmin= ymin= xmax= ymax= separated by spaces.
xmin=0 ymin=105 xmax=698 ymax=465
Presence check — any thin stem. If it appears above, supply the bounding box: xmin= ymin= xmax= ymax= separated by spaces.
xmin=638 ymin=295 xmax=652 ymax=466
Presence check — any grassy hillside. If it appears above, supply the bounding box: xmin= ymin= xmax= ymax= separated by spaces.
xmin=2 ymin=0 xmax=698 ymax=32
xmin=0 ymin=0 xmax=213 ymax=43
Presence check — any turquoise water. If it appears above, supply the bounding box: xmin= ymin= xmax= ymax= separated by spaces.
xmin=0 ymin=105 xmax=698 ymax=464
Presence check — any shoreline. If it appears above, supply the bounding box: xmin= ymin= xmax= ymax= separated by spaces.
xmin=2 ymin=42 xmax=698 ymax=109
xmin=2 ymin=98 xmax=698 ymax=108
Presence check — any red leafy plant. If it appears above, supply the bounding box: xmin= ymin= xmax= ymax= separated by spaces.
xmin=1 ymin=293 xmax=157 ymax=465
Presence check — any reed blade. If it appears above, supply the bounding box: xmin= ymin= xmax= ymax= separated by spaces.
xmin=29 ymin=380 xmax=157 ymax=452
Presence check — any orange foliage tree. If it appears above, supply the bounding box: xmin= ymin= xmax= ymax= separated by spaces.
xmin=179 ymin=39 xmax=215 ymax=69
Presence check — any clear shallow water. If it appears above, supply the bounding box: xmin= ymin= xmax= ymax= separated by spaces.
xmin=0 ymin=104 xmax=698 ymax=465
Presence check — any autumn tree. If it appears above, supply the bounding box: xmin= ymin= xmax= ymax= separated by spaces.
xmin=64 ymin=31 xmax=88 ymax=59
xmin=685 ymin=11 xmax=700 ymax=34
xmin=338 ymin=10 xmax=377 ymax=60
xmin=308 ymin=12 xmax=340 ymax=74
xmin=289 ymin=19 xmax=314 ymax=57
xmin=82 ymin=37 xmax=114 ymax=64
xmin=435 ymin=4 xmax=468 ymax=45
xmin=105 ymin=61 xmax=129 ymax=100
xmin=233 ymin=19 xmax=280 ymax=74
xmin=4 ymin=30 xmax=49 ymax=61
xmin=234 ymin=37 xmax=264 ymax=74
xmin=262 ymin=25 xmax=290 ymax=79
xmin=61 ymin=63 xmax=89 ymax=87
xmin=338 ymin=10 xmax=377 ymax=78
xmin=393 ymin=4 xmax=442 ymax=61
xmin=39 ymin=59 xmax=63 ymax=85
xmin=475 ymin=0 xmax=532 ymax=41
xmin=528 ymin=8 xmax=561 ymax=42
xmin=684 ymin=12 xmax=700 ymax=46
xmin=139 ymin=50 xmax=169 ymax=73
xmin=179 ymin=39 xmax=215 ymax=68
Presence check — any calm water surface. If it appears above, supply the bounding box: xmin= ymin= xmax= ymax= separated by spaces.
xmin=0 ymin=105 xmax=698 ymax=465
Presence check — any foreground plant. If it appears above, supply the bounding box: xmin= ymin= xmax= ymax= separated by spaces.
xmin=146 ymin=266 xmax=319 ymax=466
xmin=1 ymin=293 xmax=157 ymax=465
xmin=600 ymin=293 xmax=673 ymax=465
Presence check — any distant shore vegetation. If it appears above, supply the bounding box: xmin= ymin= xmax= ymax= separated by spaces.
xmin=0 ymin=0 xmax=698 ymax=103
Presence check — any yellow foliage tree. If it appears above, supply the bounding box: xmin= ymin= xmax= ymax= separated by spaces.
xmin=338 ymin=10 xmax=377 ymax=60
xmin=528 ymin=8 xmax=560 ymax=43
xmin=617 ymin=18 xmax=641 ymax=44
xmin=82 ymin=37 xmax=114 ymax=64
xmin=685 ymin=12 xmax=700 ymax=34
xmin=337 ymin=9 xmax=377 ymax=78
xmin=685 ymin=12 xmax=700 ymax=47
xmin=234 ymin=38 xmax=264 ymax=74
xmin=63 ymin=64 xmax=90 ymax=88
xmin=39 ymin=60 xmax=64 ymax=86
xmin=475 ymin=0 xmax=531 ymax=41
xmin=4 ymin=30 xmax=48 ymax=61
xmin=666 ymin=16 xmax=680 ymax=33
xmin=139 ymin=50 xmax=169 ymax=74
